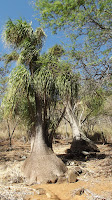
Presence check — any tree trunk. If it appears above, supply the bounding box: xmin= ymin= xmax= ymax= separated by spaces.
xmin=66 ymin=101 xmax=99 ymax=154
xmin=22 ymin=95 xmax=67 ymax=184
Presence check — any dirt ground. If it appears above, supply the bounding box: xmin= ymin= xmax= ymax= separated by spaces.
xmin=0 ymin=139 xmax=112 ymax=200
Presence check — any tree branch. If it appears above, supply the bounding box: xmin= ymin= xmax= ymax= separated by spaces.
xmin=83 ymin=5 xmax=110 ymax=30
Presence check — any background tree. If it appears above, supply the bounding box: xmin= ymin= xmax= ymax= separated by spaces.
xmin=35 ymin=0 xmax=112 ymax=84
xmin=35 ymin=0 xmax=112 ymax=143
xmin=0 ymin=58 xmax=9 ymax=123
xmin=35 ymin=0 xmax=112 ymax=48
xmin=2 ymin=18 xmax=67 ymax=184
xmin=56 ymin=65 xmax=99 ymax=153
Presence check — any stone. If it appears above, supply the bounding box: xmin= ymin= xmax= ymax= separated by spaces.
xmin=36 ymin=188 xmax=46 ymax=195
xmin=72 ymin=188 xmax=85 ymax=196
xmin=46 ymin=192 xmax=51 ymax=198
xmin=57 ymin=175 xmax=67 ymax=183
xmin=21 ymin=156 xmax=27 ymax=160
xmin=47 ymin=176 xmax=58 ymax=184
xmin=82 ymin=151 xmax=90 ymax=156
xmin=68 ymin=170 xmax=77 ymax=183
xmin=75 ymin=188 xmax=84 ymax=195
xmin=75 ymin=166 xmax=82 ymax=174
xmin=46 ymin=192 xmax=60 ymax=200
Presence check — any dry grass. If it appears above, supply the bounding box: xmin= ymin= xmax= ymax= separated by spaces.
xmin=57 ymin=119 xmax=72 ymax=138
xmin=93 ymin=123 xmax=112 ymax=142
xmin=0 ymin=119 xmax=72 ymax=141
xmin=0 ymin=120 xmax=27 ymax=141
xmin=0 ymin=116 xmax=112 ymax=143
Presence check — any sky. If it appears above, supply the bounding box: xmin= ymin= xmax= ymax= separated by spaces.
xmin=0 ymin=0 xmax=69 ymax=57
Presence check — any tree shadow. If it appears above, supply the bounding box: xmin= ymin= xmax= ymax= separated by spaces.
xmin=56 ymin=136 xmax=112 ymax=164
xmin=0 ymin=139 xmax=30 ymax=163
xmin=57 ymin=151 xmax=107 ymax=164
xmin=57 ymin=143 xmax=112 ymax=164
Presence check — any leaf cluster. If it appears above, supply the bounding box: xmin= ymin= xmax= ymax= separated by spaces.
xmin=3 ymin=18 xmax=32 ymax=48
xmin=2 ymin=18 xmax=46 ymax=69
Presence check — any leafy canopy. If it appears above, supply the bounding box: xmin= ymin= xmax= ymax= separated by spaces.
xmin=1 ymin=19 xmax=45 ymax=127
xmin=35 ymin=0 xmax=112 ymax=52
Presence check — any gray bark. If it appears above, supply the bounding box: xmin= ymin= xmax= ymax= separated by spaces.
xmin=66 ymin=101 xmax=99 ymax=153
xmin=66 ymin=101 xmax=81 ymax=140
xmin=22 ymin=95 xmax=67 ymax=184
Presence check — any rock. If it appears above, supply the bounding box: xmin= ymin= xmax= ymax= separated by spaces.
xmin=66 ymin=160 xmax=74 ymax=166
xmin=47 ymin=176 xmax=58 ymax=184
xmin=70 ymin=137 xmax=99 ymax=153
xmin=12 ymin=176 xmax=24 ymax=183
xmin=82 ymin=151 xmax=90 ymax=156
xmin=69 ymin=161 xmax=75 ymax=166
xmin=21 ymin=156 xmax=27 ymax=160
xmin=68 ymin=170 xmax=78 ymax=183
xmin=57 ymin=175 xmax=67 ymax=183
xmin=46 ymin=192 xmax=60 ymax=200
xmin=75 ymin=166 xmax=82 ymax=174
xmin=72 ymin=188 xmax=84 ymax=196
xmin=36 ymin=188 xmax=46 ymax=195
xmin=46 ymin=192 xmax=52 ymax=198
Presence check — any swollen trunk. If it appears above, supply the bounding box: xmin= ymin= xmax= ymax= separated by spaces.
xmin=22 ymin=95 xmax=67 ymax=184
